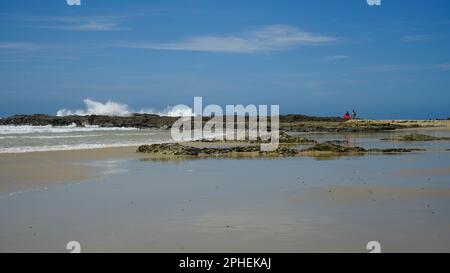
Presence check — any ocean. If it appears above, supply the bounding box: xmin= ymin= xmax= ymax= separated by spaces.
xmin=2 ymin=124 xmax=450 ymax=154
xmin=0 ymin=124 xmax=172 ymax=153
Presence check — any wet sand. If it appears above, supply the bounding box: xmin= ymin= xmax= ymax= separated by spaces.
xmin=2 ymin=152 xmax=450 ymax=253
xmin=290 ymin=187 xmax=450 ymax=205
xmin=0 ymin=147 xmax=138 ymax=194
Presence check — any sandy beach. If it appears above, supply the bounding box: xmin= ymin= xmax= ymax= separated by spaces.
xmin=0 ymin=147 xmax=138 ymax=194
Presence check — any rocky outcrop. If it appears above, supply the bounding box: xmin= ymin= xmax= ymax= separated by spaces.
xmin=367 ymin=148 xmax=425 ymax=153
xmin=195 ymin=131 xmax=317 ymax=144
xmin=304 ymin=142 xmax=424 ymax=154
xmin=382 ymin=134 xmax=450 ymax=141
xmin=137 ymin=143 xmax=204 ymax=156
xmin=278 ymin=131 xmax=317 ymax=144
xmin=281 ymin=121 xmax=412 ymax=133
xmin=0 ymin=113 xmax=433 ymax=133
xmin=0 ymin=114 xmax=179 ymax=128
xmin=136 ymin=143 xmax=288 ymax=156
xmin=0 ymin=114 xmax=343 ymax=127
xmin=0 ymin=114 xmax=85 ymax=127
xmin=279 ymin=114 xmax=344 ymax=123
xmin=304 ymin=142 xmax=367 ymax=153
xmin=137 ymin=141 xmax=424 ymax=158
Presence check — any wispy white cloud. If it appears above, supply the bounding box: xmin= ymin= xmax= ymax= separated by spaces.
xmin=361 ymin=64 xmax=421 ymax=72
xmin=0 ymin=42 xmax=33 ymax=50
xmin=400 ymin=34 xmax=434 ymax=43
xmin=118 ymin=25 xmax=336 ymax=53
xmin=325 ymin=55 xmax=349 ymax=61
xmin=0 ymin=42 xmax=57 ymax=51
xmin=40 ymin=21 xmax=126 ymax=31
xmin=1 ymin=14 xmax=130 ymax=31
xmin=435 ymin=63 xmax=450 ymax=70
xmin=361 ymin=63 xmax=450 ymax=72
xmin=0 ymin=41 xmax=101 ymax=53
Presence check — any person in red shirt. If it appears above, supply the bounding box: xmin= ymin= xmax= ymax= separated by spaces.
xmin=343 ymin=112 xmax=351 ymax=120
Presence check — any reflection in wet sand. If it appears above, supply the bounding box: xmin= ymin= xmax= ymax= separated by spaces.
xmin=395 ymin=166 xmax=450 ymax=177
xmin=290 ymin=187 xmax=450 ymax=205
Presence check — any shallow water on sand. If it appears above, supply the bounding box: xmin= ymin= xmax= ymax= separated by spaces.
xmin=297 ymin=129 xmax=450 ymax=151
xmin=1 ymin=148 xmax=450 ymax=252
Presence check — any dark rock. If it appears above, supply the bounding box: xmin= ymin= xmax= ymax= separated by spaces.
xmin=137 ymin=143 xmax=200 ymax=156
xmin=137 ymin=143 xmax=299 ymax=157
xmin=0 ymin=114 xmax=179 ymax=129
xmin=138 ymin=141 xmax=421 ymax=157
xmin=304 ymin=142 xmax=367 ymax=153
xmin=279 ymin=131 xmax=317 ymax=144
xmin=270 ymin=146 xmax=300 ymax=156
xmin=194 ymin=130 xmax=316 ymax=144
xmin=368 ymin=148 xmax=425 ymax=153
xmin=382 ymin=134 xmax=450 ymax=141
xmin=280 ymin=114 xmax=344 ymax=123
xmin=0 ymin=113 xmax=423 ymax=133
xmin=325 ymin=140 xmax=349 ymax=145
xmin=281 ymin=121 xmax=416 ymax=133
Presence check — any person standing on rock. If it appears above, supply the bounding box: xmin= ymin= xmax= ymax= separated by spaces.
xmin=351 ymin=110 xmax=357 ymax=120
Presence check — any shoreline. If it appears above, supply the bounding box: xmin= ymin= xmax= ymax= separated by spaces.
xmin=1 ymin=119 xmax=450 ymax=154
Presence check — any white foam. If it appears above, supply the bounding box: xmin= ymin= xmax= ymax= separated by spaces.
xmin=56 ymin=98 xmax=193 ymax=117
xmin=0 ymin=141 xmax=171 ymax=154
xmin=0 ymin=132 xmax=155 ymax=140
xmin=139 ymin=105 xmax=193 ymax=117
xmin=0 ymin=124 xmax=138 ymax=135
xmin=57 ymin=98 xmax=133 ymax=117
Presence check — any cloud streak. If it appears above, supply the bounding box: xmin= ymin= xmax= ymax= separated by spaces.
xmin=400 ymin=34 xmax=434 ymax=43
xmin=118 ymin=25 xmax=336 ymax=53
xmin=0 ymin=42 xmax=61 ymax=51
xmin=361 ymin=63 xmax=450 ymax=72
xmin=325 ymin=55 xmax=349 ymax=61
xmin=2 ymin=14 xmax=130 ymax=31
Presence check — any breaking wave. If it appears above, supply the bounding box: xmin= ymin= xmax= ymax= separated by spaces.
xmin=0 ymin=124 xmax=138 ymax=135
xmin=56 ymin=98 xmax=193 ymax=117
xmin=0 ymin=143 xmax=153 ymax=154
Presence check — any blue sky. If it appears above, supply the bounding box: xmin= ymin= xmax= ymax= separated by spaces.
xmin=0 ymin=0 xmax=449 ymax=119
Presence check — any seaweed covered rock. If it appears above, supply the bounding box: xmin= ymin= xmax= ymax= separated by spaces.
xmin=137 ymin=141 xmax=425 ymax=158
xmin=368 ymin=148 xmax=425 ymax=153
xmin=382 ymin=134 xmax=450 ymax=141
xmin=137 ymin=143 xmax=200 ymax=156
xmin=193 ymin=130 xmax=316 ymax=144
xmin=304 ymin=142 xmax=367 ymax=153
xmin=137 ymin=143 xmax=299 ymax=157
xmin=266 ymin=147 xmax=300 ymax=156
xmin=278 ymin=131 xmax=317 ymax=144
xmin=281 ymin=121 xmax=412 ymax=133
xmin=137 ymin=143 xmax=263 ymax=156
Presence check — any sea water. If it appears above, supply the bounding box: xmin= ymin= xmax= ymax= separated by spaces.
xmin=0 ymin=124 xmax=172 ymax=153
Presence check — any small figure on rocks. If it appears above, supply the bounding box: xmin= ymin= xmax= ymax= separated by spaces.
xmin=343 ymin=111 xmax=351 ymax=120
